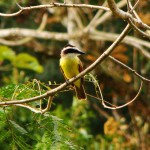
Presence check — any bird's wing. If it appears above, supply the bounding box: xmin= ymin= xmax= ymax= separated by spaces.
xmin=78 ymin=60 xmax=84 ymax=83
xmin=60 ymin=65 xmax=68 ymax=80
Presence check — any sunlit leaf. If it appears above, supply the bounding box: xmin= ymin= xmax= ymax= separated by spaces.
xmin=13 ymin=53 xmax=43 ymax=73
xmin=104 ymin=117 xmax=119 ymax=135
xmin=0 ymin=45 xmax=16 ymax=61
xmin=123 ymin=73 xmax=132 ymax=83
xmin=112 ymin=44 xmax=128 ymax=63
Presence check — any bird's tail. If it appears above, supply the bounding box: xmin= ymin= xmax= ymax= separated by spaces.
xmin=74 ymin=85 xmax=86 ymax=100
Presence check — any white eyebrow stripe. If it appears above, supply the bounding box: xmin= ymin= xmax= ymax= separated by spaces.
xmin=62 ymin=46 xmax=78 ymax=51
xmin=61 ymin=45 xmax=85 ymax=55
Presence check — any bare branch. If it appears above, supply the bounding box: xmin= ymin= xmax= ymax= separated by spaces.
xmin=5 ymin=95 xmax=53 ymax=114
xmin=0 ymin=1 xmax=149 ymax=32
xmin=0 ymin=28 xmax=80 ymax=40
xmin=127 ymin=0 xmax=141 ymax=21
xmin=94 ymin=0 xmax=127 ymax=28
xmin=41 ymin=96 xmax=53 ymax=114
xmin=126 ymin=0 xmax=150 ymax=39
xmin=91 ymin=30 xmax=150 ymax=49
xmin=13 ymin=104 xmax=42 ymax=113
xmin=1 ymin=28 xmax=150 ymax=52
xmin=101 ymin=81 xmax=143 ymax=109
xmin=0 ymin=24 xmax=131 ymax=106
xmin=128 ymin=19 xmax=150 ymax=39
xmin=85 ymin=1 xmax=107 ymax=32
xmin=138 ymin=46 xmax=150 ymax=59
xmin=108 ymin=56 xmax=150 ymax=82
xmin=0 ymin=9 xmax=23 ymax=17
xmin=0 ymin=0 xmax=149 ymax=109
xmin=107 ymin=0 xmax=150 ymax=30
xmin=87 ymin=68 xmax=144 ymax=110
xmin=0 ymin=13 xmax=48 ymax=46
xmin=91 ymin=102 xmax=110 ymax=119
xmin=129 ymin=0 xmax=140 ymax=14
xmin=0 ymin=3 xmax=110 ymax=17
xmin=32 ymin=79 xmax=42 ymax=110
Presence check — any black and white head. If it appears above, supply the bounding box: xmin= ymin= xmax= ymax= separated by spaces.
xmin=61 ymin=44 xmax=85 ymax=57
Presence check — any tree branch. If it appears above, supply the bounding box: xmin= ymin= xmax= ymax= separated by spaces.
xmin=0 ymin=2 xmax=110 ymax=17
xmin=102 ymin=81 xmax=143 ymax=109
xmin=0 ymin=24 xmax=131 ymax=106
xmin=0 ymin=1 xmax=149 ymax=32
xmin=108 ymin=56 xmax=150 ymax=82
xmin=0 ymin=28 xmax=150 ymax=51
xmin=107 ymin=0 xmax=150 ymax=30
xmin=94 ymin=0 xmax=127 ymax=28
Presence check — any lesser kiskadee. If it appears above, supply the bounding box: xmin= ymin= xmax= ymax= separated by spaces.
xmin=60 ymin=44 xmax=86 ymax=100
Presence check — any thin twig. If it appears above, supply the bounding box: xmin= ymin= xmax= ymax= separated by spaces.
xmin=128 ymin=0 xmax=141 ymax=21
xmin=94 ymin=0 xmax=127 ymax=28
xmin=9 ymin=96 xmax=53 ymax=114
xmin=101 ymin=81 xmax=143 ymax=109
xmin=0 ymin=13 xmax=48 ymax=46
xmin=0 ymin=1 xmax=149 ymax=31
xmin=108 ymin=56 xmax=150 ymax=82
xmin=88 ymin=73 xmax=104 ymax=100
xmin=85 ymin=1 xmax=107 ymax=32
xmin=1 ymin=28 xmax=149 ymax=51
xmin=129 ymin=0 xmax=140 ymax=14
xmin=126 ymin=0 xmax=149 ymax=38
xmin=128 ymin=19 xmax=150 ymax=39
xmin=86 ymin=93 xmax=117 ymax=108
xmin=91 ymin=102 xmax=110 ymax=119
xmin=33 ymin=79 xmax=42 ymax=110
xmin=0 ymin=3 xmax=110 ymax=17
xmin=13 ymin=104 xmax=42 ymax=113
xmin=15 ymin=0 xmax=22 ymax=9
xmin=0 ymin=23 xmax=131 ymax=106
xmin=107 ymin=0 xmax=150 ymax=30
xmin=91 ymin=30 xmax=150 ymax=51
xmin=11 ymin=85 xmax=19 ymax=100
xmin=41 ymin=96 xmax=53 ymax=114
xmin=87 ymin=73 xmax=143 ymax=109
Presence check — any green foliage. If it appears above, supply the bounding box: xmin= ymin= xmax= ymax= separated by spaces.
xmin=0 ymin=0 xmax=150 ymax=149
xmin=13 ymin=53 xmax=43 ymax=73
xmin=9 ymin=120 xmax=28 ymax=135
xmin=0 ymin=75 xmax=147 ymax=149
xmin=0 ymin=45 xmax=43 ymax=73
xmin=0 ymin=0 xmax=15 ymax=7
xmin=0 ymin=107 xmax=83 ymax=150
xmin=34 ymin=113 xmax=81 ymax=150
xmin=0 ymin=82 xmax=45 ymax=100
xmin=0 ymin=45 xmax=15 ymax=61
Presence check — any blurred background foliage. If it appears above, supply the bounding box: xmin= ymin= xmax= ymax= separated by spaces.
xmin=0 ymin=0 xmax=150 ymax=149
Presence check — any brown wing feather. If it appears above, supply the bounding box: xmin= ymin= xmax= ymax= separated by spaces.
xmin=74 ymin=85 xmax=86 ymax=100
xmin=75 ymin=60 xmax=86 ymax=100
xmin=78 ymin=60 xmax=83 ymax=83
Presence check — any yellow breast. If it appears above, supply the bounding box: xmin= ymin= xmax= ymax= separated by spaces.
xmin=60 ymin=55 xmax=81 ymax=88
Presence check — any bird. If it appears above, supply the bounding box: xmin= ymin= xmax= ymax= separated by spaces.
xmin=59 ymin=44 xmax=86 ymax=100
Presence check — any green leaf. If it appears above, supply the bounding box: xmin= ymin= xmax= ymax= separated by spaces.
xmin=0 ymin=45 xmax=16 ymax=61
xmin=0 ymin=84 xmax=16 ymax=98
xmin=13 ymin=53 xmax=43 ymax=73
xmin=9 ymin=120 xmax=28 ymax=135
xmin=0 ymin=82 xmax=45 ymax=100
